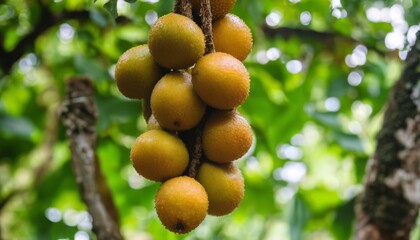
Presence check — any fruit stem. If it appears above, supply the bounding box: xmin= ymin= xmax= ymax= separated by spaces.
xmin=173 ymin=0 xmax=193 ymax=19
xmin=200 ymin=0 xmax=215 ymax=54
xmin=187 ymin=124 xmax=203 ymax=178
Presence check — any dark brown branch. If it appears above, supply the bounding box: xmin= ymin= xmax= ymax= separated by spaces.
xmin=355 ymin=32 xmax=420 ymax=239
xmin=173 ymin=0 xmax=192 ymax=19
xmin=200 ymin=0 xmax=214 ymax=54
xmin=262 ymin=25 xmax=388 ymax=57
xmin=181 ymin=0 xmax=214 ymax=178
xmin=185 ymin=117 xmax=206 ymax=178
xmin=60 ymin=77 xmax=123 ymax=240
xmin=0 ymin=0 xmax=90 ymax=75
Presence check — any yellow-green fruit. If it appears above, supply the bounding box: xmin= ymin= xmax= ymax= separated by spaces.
xmin=155 ymin=176 xmax=208 ymax=234
xmin=151 ymin=71 xmax=206 ymax=131
xmin=148 ymin=13 xmax=205 ymax=69
xmin=130 ymin=130 xmax=188 ymax=181
xmin=213 ymin=14 xmax=253 ymax=61
xmin=115 ymin=44 xmax=165 ymax=99
xmin=191 ymin=0 xmax=236 ymax=20
xmin=203 ymin=110 xmax=253 ymax=163
xmin=192 ymin=52 xmax=250 ymax=110
xmin=197 ymin=161 xmax=244 ymax=216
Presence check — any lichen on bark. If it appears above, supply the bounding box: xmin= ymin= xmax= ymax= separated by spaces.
xmin=355 ymin=32 xmax=420 ymax=240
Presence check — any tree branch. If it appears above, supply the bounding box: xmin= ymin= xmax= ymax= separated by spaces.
xmin=60 ymin=77 xmax=123 ymax=240
xmin=262 ymin=25 xmax=388 ymax=56
xmin=355 ymin=31 xmax=420 ymax=240
xmin=173 ymin=0 xmax=192 ymax=19
xmin=199 ymin=0 xmax=214 ymax=54
xmin=0 ymin=0 xmax=90 ymax=75
xmin=175 ymin=0 xmax=214 ymax=178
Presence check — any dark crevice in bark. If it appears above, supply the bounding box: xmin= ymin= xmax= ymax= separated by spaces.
xmin=355 ymin=32 xmax=420 ymax=240
xmin=60 ymin=77 xmax=123 ymax=240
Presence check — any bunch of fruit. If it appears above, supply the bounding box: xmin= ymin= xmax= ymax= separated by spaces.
xmin=114 ymin=0 xmax=253 ymax=234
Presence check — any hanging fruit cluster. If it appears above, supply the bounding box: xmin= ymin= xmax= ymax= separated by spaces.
xmin=114 ymin=0 xmax=253 ymax=234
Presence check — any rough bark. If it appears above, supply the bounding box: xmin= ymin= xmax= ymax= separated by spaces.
xmin=173 ymin=0 xmax=192 ymax=18
xmin=60 ymin=77 xmax=123 ymax=240
xmin=355 ymin=32 xmax=420 ymax=239
xmin=199 ymin=0 xmax=215 ymax=54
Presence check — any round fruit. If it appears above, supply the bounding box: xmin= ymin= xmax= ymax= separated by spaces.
xmin=115 ymin=45 xmax=165 ymax=99
xmin=191 ymin=0 xmax=236 ymax=21
xmin=148 ymin=13 xmax=205 ymax=69
xmin=197 ymin=161 xmax=244 ymax=216
xmin=192 ymin=52 xmax=250 ymax=110
xmin=130 ymin=130 xmax=188 ymax=181
xmin=213 ymin=14 xmax=253 ymax=61
xmin=151 ymin=71 xmax=206 ymax=131
xmin=202 ymin=110 xmax=253 ymax=163
xmin=155 ymin=176 xmax=208 ymax=234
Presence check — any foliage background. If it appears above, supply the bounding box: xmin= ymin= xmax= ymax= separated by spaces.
xmin=0 ymin=0 xmax=419 ymax=239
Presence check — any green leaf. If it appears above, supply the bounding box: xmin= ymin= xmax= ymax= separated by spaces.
xmin=0 ymin=114 xmax=34 ymax=138
xmin=124 ymin=0 xmax=136 ymax=3
xmin=332 ymin=131 xmax=364 ymax=153
xmin=332 ymin=198 xmax=356 ymax=240
xmin=300 ymin=186 xmax=341 ymax=215
xmin=95 ymin=94 xmax=141 ymax=132
xmin=104 ymin=0 xmax=118 ymax=19
xmin=73 ymin=54 xmax=110 ymax=81
xmin=353 ymin=156 xmax=369 ymax=183
xmin=288 ymin=194 xmax=310 ymax=240
xmin=310 ymin=111 xmax=342 ymax=129
xmin=89 ymin=8 xmax=111 ymax=27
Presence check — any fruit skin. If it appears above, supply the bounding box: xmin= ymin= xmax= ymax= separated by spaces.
xmin=191 ymin=0 xmax=236 ymax=21
xmin=192 ymin=52 xmax=250 ymax=110
xmin=155 ymin=176 xmax=208 ymax=234
xmin=130 ymin=130 xmax=188 ymax=182
xmin=115 ymin=44 xmax=165 ymax=99
xmin=151 ymin=71 xmax=206 ymax=131
xmin=213 ymin=14 xmax=253 ymax=61
xmin=148 ymin=13 xmax=205 ymax=69
xmin=197 ymin=161 xmax=244 ymax=216
xmin=202 ymin=110 xmax=253 ymax=163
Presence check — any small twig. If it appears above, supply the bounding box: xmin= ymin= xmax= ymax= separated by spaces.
xmin=200 ymin=0 xmax=215 ymax=54
xmin=173 ymin=0 xmax=192 ymax=19
xmin=60 ymin=77 xmax=123 ymax=240
xmin=186 ymin=119 xmax=205 ymax=178
xmin=179 ymin=0 xmax=214 ymax=178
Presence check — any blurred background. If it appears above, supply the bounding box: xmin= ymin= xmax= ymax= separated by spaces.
xmin=0 ymin=0 xmax=419 ymax=239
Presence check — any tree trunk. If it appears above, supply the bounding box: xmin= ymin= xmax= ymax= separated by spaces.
xmin=355 ymin=32 xmax=420 ymax=239
xmin=60 ymin=77 xmax=123 ymax=240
